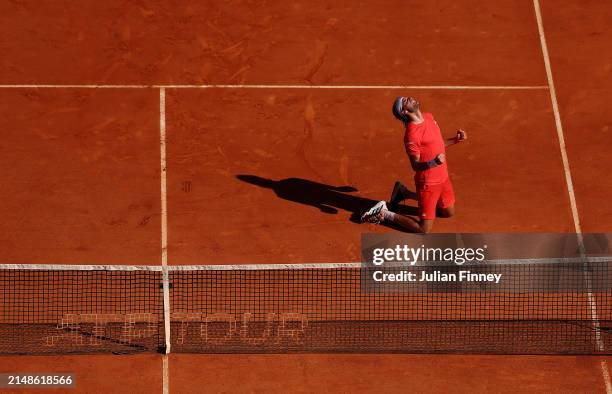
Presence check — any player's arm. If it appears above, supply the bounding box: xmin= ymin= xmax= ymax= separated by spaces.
xmin=406 ymin=132 xmax=445 ymax=171
xmin=445 ymin=129 xmax=467 ymax=147
xmin=408 ymin=153 xmax=445 ymax=171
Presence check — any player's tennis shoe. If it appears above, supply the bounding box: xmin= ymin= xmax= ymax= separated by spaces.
xmin=389 ymin=180 xmax=417 ymax=210
xmin=360 ymin=201 xmax=387 ymax=224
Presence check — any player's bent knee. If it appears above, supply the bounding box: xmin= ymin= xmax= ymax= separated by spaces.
xmin=419 ymin=220 xmax=434 ymax=233
xmin=438 ymin=206 xmax=455 ymax=218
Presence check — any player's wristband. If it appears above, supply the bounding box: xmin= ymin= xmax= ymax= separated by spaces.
xmin=426 ymin=158 xmax=441 ymax=168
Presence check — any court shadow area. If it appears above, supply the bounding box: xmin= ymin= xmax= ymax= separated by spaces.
xmin=236 ymin=175 xmax=418 ymax=227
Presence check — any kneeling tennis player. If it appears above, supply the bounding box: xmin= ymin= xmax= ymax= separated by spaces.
xmin=361 ymin=96 xmax=467 ymax=233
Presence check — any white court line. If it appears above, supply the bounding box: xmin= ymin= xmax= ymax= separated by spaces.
xmin=159 ymin=88 xmax=171 ymax=394
xmin=533 ymin=1 xmax=610 ymax=392
xmin=532 ymin=0 xmax=583 ymax=237
xmin=602 ymin=360 xmax=612 ymax=394
xmin=160 ymin=88 xmax=168 ymax=268
xmin=0 ymin=84 xmax=549 ymax=90
xmin=162 ymin=355 xmax=169 ymax=394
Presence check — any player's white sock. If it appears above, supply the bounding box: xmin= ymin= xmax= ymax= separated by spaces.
xmin=382 ymin=209 xmax=396 ymax=222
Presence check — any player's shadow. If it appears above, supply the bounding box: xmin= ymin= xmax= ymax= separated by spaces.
xmin=236 ymin=175 xmax=418 ymax=229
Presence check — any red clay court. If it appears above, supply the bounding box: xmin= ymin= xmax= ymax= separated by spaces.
xmin=0 ymin=0 xmax=611 ymax=393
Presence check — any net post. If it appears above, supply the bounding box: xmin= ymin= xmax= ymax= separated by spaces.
xmin=162 ymin=266 xmax=172 ymax=354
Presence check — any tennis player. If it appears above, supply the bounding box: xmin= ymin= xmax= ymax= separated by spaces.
xmin=360 ymin=96 xmax=467 ymax=233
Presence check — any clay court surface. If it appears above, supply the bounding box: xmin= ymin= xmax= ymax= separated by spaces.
xmin=0 ymin=0 xmax=610 ymax=393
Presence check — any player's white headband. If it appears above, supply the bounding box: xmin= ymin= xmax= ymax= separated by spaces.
xmin=392 ymin=96 xmax=408 ymax=125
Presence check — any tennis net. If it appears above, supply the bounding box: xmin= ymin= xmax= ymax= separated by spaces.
xmin=0 ymin=260 xmax=610 ymax=355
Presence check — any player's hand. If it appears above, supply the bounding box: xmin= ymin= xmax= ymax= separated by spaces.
xmin=436 ymin=153 xmax=446 ymax=164
xmin=456 ymin=129 xmax=467 ymax=143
